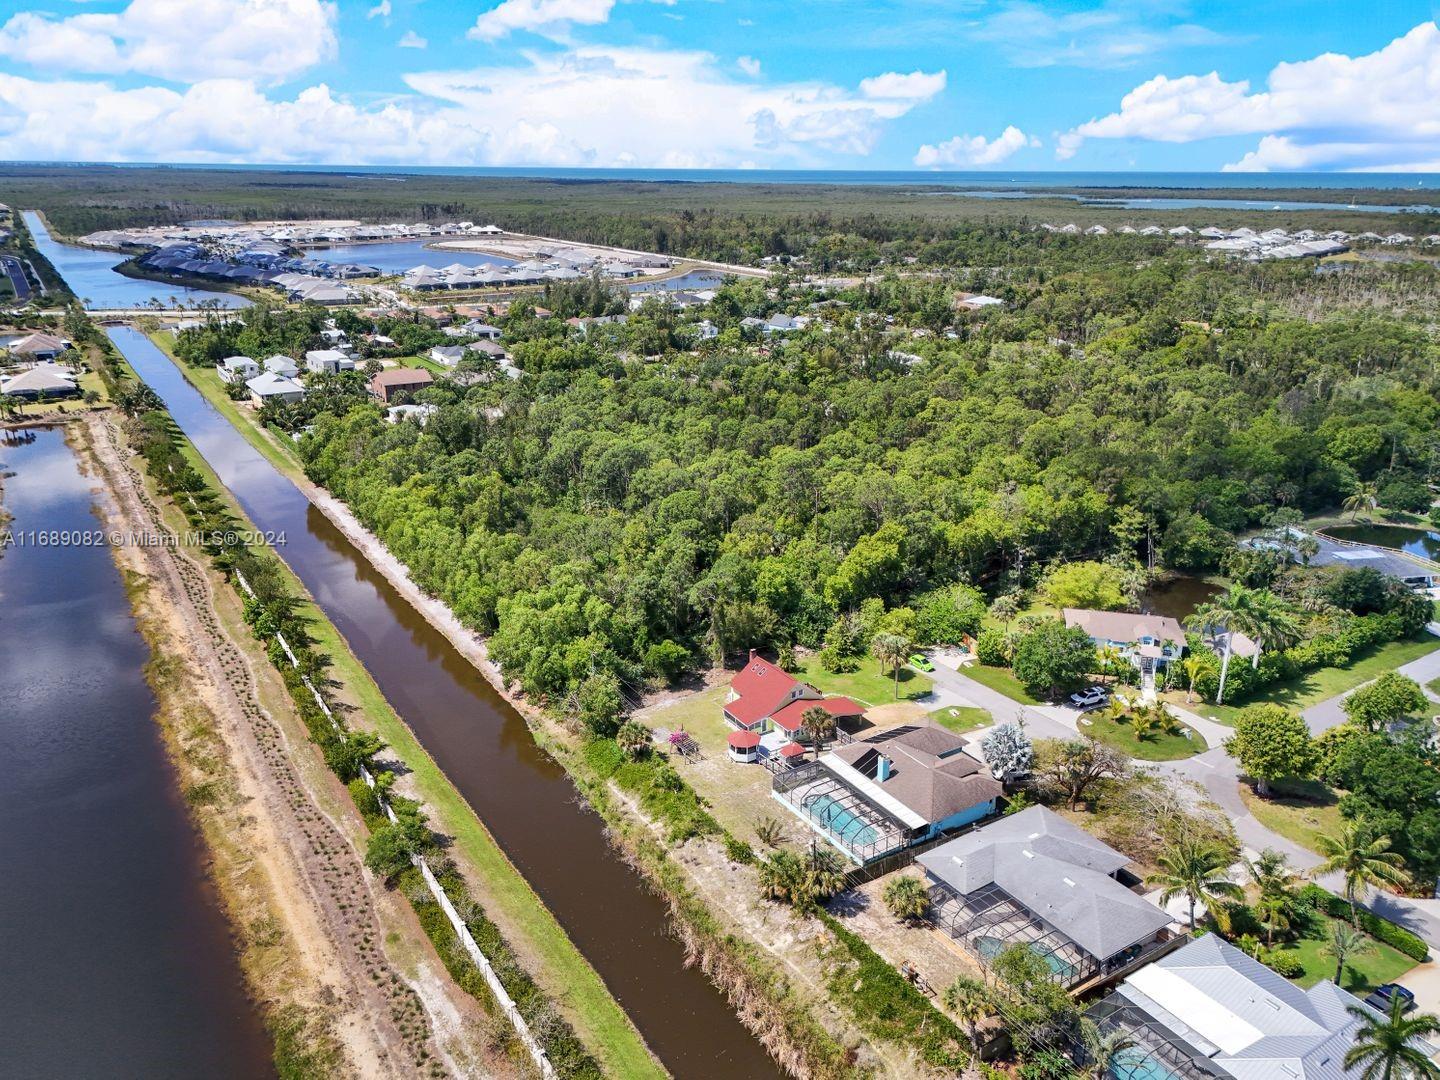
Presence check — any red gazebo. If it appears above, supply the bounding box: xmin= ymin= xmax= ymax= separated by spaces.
xmin=727 ymin=729 xmax=761 ymax=762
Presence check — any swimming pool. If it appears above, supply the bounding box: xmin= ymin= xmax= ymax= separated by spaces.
xmin=805 ymin=793 xmax=880 ymax=848
xmin=972 ymin=935 xmax=1080 ymax=980
xmin=1109 ymin=1046 xmax=1185 ymax=1080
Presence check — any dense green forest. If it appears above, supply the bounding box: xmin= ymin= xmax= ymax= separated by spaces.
xmin=167 ymin=241 xmax=1440 ymax=715
xmin=8 ymin=164 xmax=1440 ymax=269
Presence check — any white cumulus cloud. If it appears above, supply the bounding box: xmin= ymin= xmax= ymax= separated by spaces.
xmin=858 ymin=69 xmax=947 ymax=101
xmin=397 ymin=30 xmax=427 ymax=49
xmin=0 ymin=0 xmax=338 ymax=84
xmin=914 ymin=125 xmax=1038 ymax=167
xmin=0 ymin=46 xmax=941 ymax=168
xmin=1060 ymin=20 xmax=1440 ymax=170
xmin=736 ymin=55 xmax=761 ymax=78
xmin=469 ymin=0 xmax=615 ymax=42
xmin=366 ymin=0 xmax=390 ymax=20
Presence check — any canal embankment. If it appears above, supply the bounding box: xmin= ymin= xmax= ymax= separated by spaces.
xmin=71 ymin=410 xmax=503 ymax=1077
xmin=98 ymin=329 xmax=661 ymax=1077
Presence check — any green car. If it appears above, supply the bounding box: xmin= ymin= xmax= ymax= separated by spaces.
xmin=909 ymin=653 xmax=935 ymax=672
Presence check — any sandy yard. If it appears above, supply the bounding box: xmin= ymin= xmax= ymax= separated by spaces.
xmin=829 ymin=874 xmax=986 ymax=1010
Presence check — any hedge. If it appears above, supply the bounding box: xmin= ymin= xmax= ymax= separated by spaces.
xmin=1299 ymin=884 xmax=1429 ymax=961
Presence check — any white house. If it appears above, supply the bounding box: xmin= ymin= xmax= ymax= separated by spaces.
xmin=245 ymin=371 xmax=306 ymax=406
xmin=429 ymin=345 xmax=465 ymax=367
xmin=263 ymin=354 xmax=300 ymax=378
xmin=217 ymin=355 xmax=259 ymax=383
xmin=304 ymin=349 xmax=354 ymax=374
xmin=696 ymin=319 xmax=719 ymax=341
xmin=385 ymin=403 xmax=437 ymax=426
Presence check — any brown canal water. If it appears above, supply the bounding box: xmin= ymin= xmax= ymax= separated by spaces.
xmin=1139 ymin=575 xmax=1220 ymax=621
xmin=108 ymin=327 xmax=782 ymax=1077
xmin=0 ymin=426 xmax=273 ymax=1077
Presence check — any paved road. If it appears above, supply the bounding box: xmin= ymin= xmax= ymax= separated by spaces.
xmin=936 ymin=663 xmax=1440 ymax=951
xmin=0 ymin=254 xmax=32 ymax=302
xmin=1301 ymin=637 xmax=1440 ymax=733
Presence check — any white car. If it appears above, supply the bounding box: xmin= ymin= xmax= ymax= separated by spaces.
xmin=1068 ymin=687 xmax=1109 ymax=710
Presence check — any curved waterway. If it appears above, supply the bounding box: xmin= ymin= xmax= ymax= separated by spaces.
xmin=0 ymin=426 xmax=272 ymax=1077
xmin=108 ymin=326 xmax=781 ymax=1077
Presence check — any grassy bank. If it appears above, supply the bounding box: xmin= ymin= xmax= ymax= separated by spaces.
xmin=104 ymin=336 xmax=662 ymax=1080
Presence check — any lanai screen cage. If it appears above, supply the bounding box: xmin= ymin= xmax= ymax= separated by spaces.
xmin=1085 ymin=994 xmax=1226 ymax=1080
xmin=927 ymin=879 xmax=1097 ymax=988
xmin=772 ymin=760 xmax=914 ymax=864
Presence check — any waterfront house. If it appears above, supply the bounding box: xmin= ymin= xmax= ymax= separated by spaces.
xmin=304 ymin=349 xmax=354 ymax=374
xmin=1086 ymin=934 xmax=1430 ymax=1080
xmin=370 ymin=368 xmax=433 ymax=404
xmin=917 ymin=806 xmax=1177 ymax=988
xmin=772 ymin=722 xmax=1003 ymax=865
xmin=245 ymin=371 xmax=306 ymax=406
xmin=1 ymin=365 xmax=78 ymax=398
xmin=1063 ymin=608 xmax=1185 ymax=684
xmin=216 ymin=354 xmax=259 ymax=383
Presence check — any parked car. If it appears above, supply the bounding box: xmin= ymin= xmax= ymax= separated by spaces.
xmin=909 ymin=653 xmax=935 ymax=672
xmin=1366 ymin=984 xmax=1415 ymax=1013
xmin=1068 ymin=686 xmax=1109 ymax=710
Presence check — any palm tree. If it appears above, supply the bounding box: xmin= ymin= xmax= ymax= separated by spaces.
xmin=1096 ymin=644 xmax=1125 ymax=685
xmin=1149 ymin=833 xmax=1243 ymax=931
xmin=1315 ymin=823 xmax=1407 ymax=925
xmin=1180 ymin=654 xmax=1207 ymax=704
xmin=1243 ymin=590 xmax=1304 ymax=669
xmin=941 ymin=976 xmax=993 ymax=1062
xmin=799 ymin=705 xmax=836 ymax=760
xmin=989 ymin=594 xmax=1020 ymax=632
xmin=1344 ymin=997 xmax=1440 ymax=1080
xmin=803 ymin=845 xmax=848 ymax=903
xmin=1246 ymin=849 xmax=1299 ymax=945
xmin=882 ymin=875 xmax=931 ymax=923
xmin=1343 ymin=482 xmax=1380 ymax=523
xmin=1298 ymin=536 xmax=1320 ymax=566
xmin=1324 ymin=921 xmax=1372 ymax=986
xmin=1187 ymin=584 xmax=1260 ymax=704
xmin=1078 ymin=1019 xmax=1138 ymax=1080
xmin=871 ymin=632 xmax=912 ymax=699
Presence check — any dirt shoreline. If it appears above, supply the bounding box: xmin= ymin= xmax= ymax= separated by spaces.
xmin=71 ymin=412 xmax=506 ymax=1079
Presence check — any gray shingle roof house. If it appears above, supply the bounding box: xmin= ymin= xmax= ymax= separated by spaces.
xmin=917 ymin=805 xmax=1177 ymax=986
xmin=1089 ymin=934 xmax=1431 ymax=1080
xmin=1 ymin=365 xmax=78 ymax=398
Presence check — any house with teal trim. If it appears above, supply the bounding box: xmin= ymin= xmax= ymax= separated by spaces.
xmin=772 ymin=722 xmax=1002 ymax=865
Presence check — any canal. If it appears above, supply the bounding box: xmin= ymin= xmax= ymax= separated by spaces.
xmin=1326 ymin=523 xmax=1440 ymax=562
xmin=108 ymin=326 xmax=781 ymax=1077
xmin=23 ymin=211 xmax=250 ymax=310
xmin=0 ymin=427 xmax=272 ymax=1077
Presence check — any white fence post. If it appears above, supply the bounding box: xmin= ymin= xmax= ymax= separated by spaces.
xmin=234 ymin=568 xmax=556 ymax=1077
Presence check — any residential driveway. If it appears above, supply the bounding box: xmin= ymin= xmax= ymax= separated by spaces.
xmin=1301 ymin=634 xmax=1440 ymax=734
xmin=928 ymin=664 xmax=1072 ymax=743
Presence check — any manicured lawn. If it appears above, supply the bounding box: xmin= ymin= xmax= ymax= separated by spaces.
xmin=794 ymin=657 xmax=933 ymax=706
xmin=1190 ymin=634 xmax=1440 ymax=726
xmin=1079 ymin=712 xmax=1202 ymax=760
xmin=1272 ymin=911 xmax=1416 ymax=994
xmin=1238 ymin=779 xmax=1344 ymax=854
xmin=929 ymin=705 xmax=993 ymax=734
xmin=959 ymin=664 xmax=1042 ymax=705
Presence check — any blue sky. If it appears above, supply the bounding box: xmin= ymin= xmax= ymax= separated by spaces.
xmin=0 ymin=0 xmax=1436 ymax=170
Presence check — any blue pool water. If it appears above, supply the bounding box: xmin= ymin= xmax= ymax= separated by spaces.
xmin=973 ymin=935 xmax=1080 ymax=980
xmin=1110 ymin=1046 xmax=1185 ymax=1080
xmin=806 ymin=793 xmax=880 ymax=848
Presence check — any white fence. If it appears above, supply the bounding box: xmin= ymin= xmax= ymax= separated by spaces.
xmin=235 ymin=571 xmax=557 ymax=1078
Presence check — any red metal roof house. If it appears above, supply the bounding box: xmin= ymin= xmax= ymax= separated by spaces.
xmin=723 ymin=651 xmax=864 ymax=735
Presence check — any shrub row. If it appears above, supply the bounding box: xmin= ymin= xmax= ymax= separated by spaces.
xmin=1297 ymin=884 xmax=1429 ymax=961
